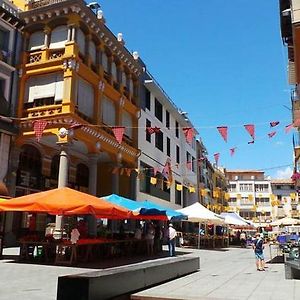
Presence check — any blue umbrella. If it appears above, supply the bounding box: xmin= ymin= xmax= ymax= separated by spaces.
xmin=103 ymin=194 xmax=167 ymax=219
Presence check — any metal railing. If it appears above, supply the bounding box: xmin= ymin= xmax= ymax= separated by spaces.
xmin=27 ymin=0 xmax=66 ymax=9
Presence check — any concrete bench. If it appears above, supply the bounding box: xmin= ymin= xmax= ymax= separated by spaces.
xmin=285 ymin=260 xmax=300 ymax=279
xmin=57 ymin=255 xmax=200 ymax=300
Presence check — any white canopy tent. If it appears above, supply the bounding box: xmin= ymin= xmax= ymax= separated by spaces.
xmin=220 ymin=212 xmax=249 ymax=226
xmin=177 ymin=202 xmax=225 ymax=249
xmin=270 ymin=217 xmax=300 ymax=226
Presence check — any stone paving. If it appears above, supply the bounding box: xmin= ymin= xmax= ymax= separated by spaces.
xmin=1 ymin=245 xmax=300 ymax=300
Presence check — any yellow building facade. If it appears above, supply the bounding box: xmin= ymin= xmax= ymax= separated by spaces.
xmin=7 ymin=0 xmax=143 ymax=242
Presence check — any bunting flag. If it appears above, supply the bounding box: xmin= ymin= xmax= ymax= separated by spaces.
xmin=248 ymin=140 xmax=254 ymax=144
xmin=270 ymin=121 xmax=280 ymax=127
xmin=33 ymin=120 xmax=48 ymax=142
xmin=189 ymin=186 xmax=196 ymax=193
xmin=217 ymin=126 xmax=228 ymax=142
xmin=112 ymin=126 xmax=125 ymax=144
xmin=146 ymin=126 xmax=161 ymax=135
xmin=268 ymin=131 xmax=276 ymax=138
xmin=176 ymin=184 xmax=183 ymax=191
xmin=162 ymin=158 xmax=173 ymax=187
xmin=213 ymin=153 xmax=220 ymax=165
xmin=150 ymin=177 xmax=157 ymax=185
xmin=285 ymin=123 xmax=293 ymax=133
xmin=153 ymin=167 xmax=159 ymax=176
xmin=186 ymin=161 xmax=192 ymax=170
xmin=182 ymin=127 xmax=194 ymax=144
xmin=230 ymin=147 xmax=236 ymax=157
xmin=244 ymin=124 xmax=255 ymax=140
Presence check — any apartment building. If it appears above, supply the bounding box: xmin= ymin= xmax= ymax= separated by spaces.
xmin=8 ymin=0 xmax=144 ymax=244
xmin=226 ymin=170 xmax=272 ymax=226
xmin=137 ymin=72 xmax=198 ymax=209
xmin=271 ymin=179 xmax=297 ymax=219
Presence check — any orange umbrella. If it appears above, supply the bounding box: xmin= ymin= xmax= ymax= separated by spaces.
xmin=0 ymin=187 xmax=131 ymax=219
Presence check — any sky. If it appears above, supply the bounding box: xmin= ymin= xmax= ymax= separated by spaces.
xmin=99 ymin=0 xmax=294 ymax=179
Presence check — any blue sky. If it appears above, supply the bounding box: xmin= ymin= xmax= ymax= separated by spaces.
xmin=99 ymin=0 xmax=293 ymax=178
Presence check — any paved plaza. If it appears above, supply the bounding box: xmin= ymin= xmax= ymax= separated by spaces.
xmin=1 ymin=246 xmax=300 ymax=300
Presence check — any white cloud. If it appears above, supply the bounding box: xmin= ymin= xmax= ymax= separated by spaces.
xmin=274 ymin=166 xmax=293 ymax=179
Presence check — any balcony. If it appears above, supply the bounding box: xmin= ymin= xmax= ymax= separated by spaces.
xmin=22 ymin=102 xmax=63 ymax=118
xmin=26 ymin=49 xmax=65 ymax=65
xmin=27 ymin=0 xmax=67 ymax=10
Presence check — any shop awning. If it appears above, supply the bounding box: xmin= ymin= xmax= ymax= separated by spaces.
xmin=270 ymin=217 xmax=300 ymax=226
xmin=103 ymin=194 xmax=168 ymax=220
xmin=0 ymin=187 xmax=131 ymax=219
xmin=220 ymin=212 xmax=254 ymax=227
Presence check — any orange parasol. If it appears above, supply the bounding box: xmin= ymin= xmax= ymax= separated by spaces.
xmin=0 ymin=187 xmax=131 ymax=219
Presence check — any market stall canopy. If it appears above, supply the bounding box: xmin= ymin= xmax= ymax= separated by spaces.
xmin=270 ymin=217 xmax=300 ymax=226
xmin=220 ymin=212 xmax=254 ymax=227
xmin=103 ymin=194 xmax=167 ymax=220
xmin=177 ymin=202 xmax=224 ymax=224
xmin=0 ymin=187 xmax=131 ymax=219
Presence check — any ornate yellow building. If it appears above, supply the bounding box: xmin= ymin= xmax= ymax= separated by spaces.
xmin=7 ymin=0 xmax=143 ymax=242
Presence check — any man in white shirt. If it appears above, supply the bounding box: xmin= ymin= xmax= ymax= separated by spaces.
xmin=168 ymin=223 xmax=177 ymax=256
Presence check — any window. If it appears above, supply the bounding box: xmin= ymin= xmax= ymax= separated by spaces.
xmin=25 ymin=72 xmax=64 ymax=104
xmin=0 ymin=28 xmax=9 ymax=51
xmin=175 ymin=181 xmax=182 ymax=205
xmin=175 ymin=121 xmax=179 ymax=138
xmin=102 ymin=52 xmax=109 ymax=73
xmin=122 ymin=111 xmax=132 ymax=138
xmin=111 ymin=61 xmax=117 ymax=81
xmin=155 ymin=130 xmax=163 ymax=151
xmin=254 ymin=184 xmax=269 ymax=192
xmin=229 ymin=184 xmax=236 ymax=192
xmin=49 ymin=26 xmax=68 ymax=49
xmin=77 ymin=77 xmax=94 ymax=119
xmin=90 ymin=40 xmax=96 ymax=64
xmin=167 ymin=137 xmax=170 ymax=157
xmin=155 ymin=98 xmax=163 ymax=121
xmin=146 ymin=119 xmax=151 ymax=142
xmin=0 ymin=78 xmax=9 ymax=116
xmin=192 ymin=156 xmax=195 ymax=172
xmin=28 ymin=31 xmax=44 ymax=51
xmin=145 ymin=88 xmax=151 ymax=110
xmin=101 ymin=96 xmax=116 ymax=125
xmin=176 ymin=146 xmax=180 ymax=163
xmin=239 ymin=183 xmax=253 ymax=192
xmin=166 ymin=110 xmax=170 ymax=128
xmin=139 ymin=161 xmax=151 ymax=194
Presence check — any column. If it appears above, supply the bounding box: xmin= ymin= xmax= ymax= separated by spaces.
xmin=87 ymin=154 xmax=98 ymax=237
xmin=53 ymin=144 xmax=69 ymax=239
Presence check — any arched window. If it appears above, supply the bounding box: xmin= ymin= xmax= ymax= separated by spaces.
xmin=50 ymin=155 xmax=60 ymax=180
xmin=77 ymin=28 xmax=86 ymax=54
xmin=28 ymin=31 xmax=44 ymax=51
xmin=17 ymin=145 xmax=42 ymax=189
xmin=49 ymin=25 xmax=68 ymax=49
xmin=76 ymin=163 xmax=89 ymax=188
xmin=111 ymin=61 xmax=117 ymax=80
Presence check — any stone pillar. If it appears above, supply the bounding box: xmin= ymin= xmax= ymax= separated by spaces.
xmin=44 ymin=28 xmax=50 ymax=48
xmin=87 ymin=154 xmax=98 ymax=237
xmin=54 ymin=144 xmax=69 ymax=239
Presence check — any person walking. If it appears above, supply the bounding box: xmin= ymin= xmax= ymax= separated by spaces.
xmin=168 ymin=223 xmax=177 ymax=257
xmin=253 ymin=232 xmax=265 ymax=271
xmin=240 ymin=231 xmax=246 ymax=248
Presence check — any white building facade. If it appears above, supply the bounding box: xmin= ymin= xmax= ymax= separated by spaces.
xmin=137 ymin=72 xmax=198 ymax=209
xmin=226 ymin=170 xmax=272 ymax=226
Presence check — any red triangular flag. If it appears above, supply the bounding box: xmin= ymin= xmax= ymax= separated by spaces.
xmin=285 ymin=123 xmax=293 ymax=133
xmin=153 ymin=167 xmax=159 ymax=176
xmin=183 ymin=127 xmax=194 ymax=144
xmin=244 ymin=124 xmax=255 ymax=140
xmin=270 ymin=121 xmax=280 ymax=127
xmin=146 ymin=127 xmax=161 ymax=135
xmin=230 ymin=147 xmax=236 ymax=157
xmin=213 ymin=153 xmax=220 ymax=165
xmin=112 ymin=126 xmax=125 ymax=144
xmin=217 ymin=126 xmax=228 ymax=142
xmin=33 ymin=120 xmax=48 ymax=142
xmin=268 ymin=131 xmax=276 ymax=138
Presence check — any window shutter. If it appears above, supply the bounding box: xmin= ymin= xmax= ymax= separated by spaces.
xmin=28 ymin=31 xmax=44 ymax=50
xmin=90 ymin=41 xmax=96 ymax=64
xmin=101 ymin=96 xmax=115 ymax=125
xmin=77 ymin=77 xmax=94 ymax=118
xmin=77 ymin=28 xmax=85 ymax=54
xmin=49 ymin=26 xmax=68 ymax=49
xmin=122 ymin=111 xmax=132 ymax=138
